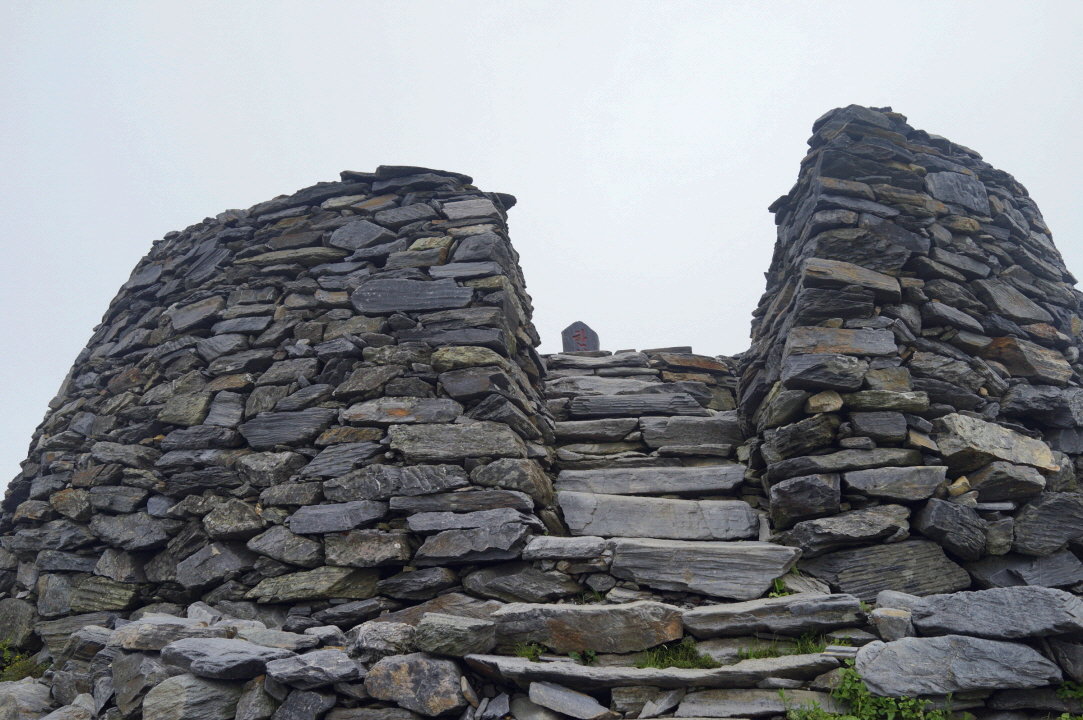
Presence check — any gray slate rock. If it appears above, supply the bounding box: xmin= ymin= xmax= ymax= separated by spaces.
xmin=555 ymin=466 xmax=744 ymax=496
xmin=682 ymin=593 xmax=865 ymax=639
xmin=914 ymin=498 xmax=986 ymax=561
xmin=528 ymin=682 xmax=616 ymax=720
xmin=855 ymin=635 xmax=1061 ymax=696
xmin=1013 ymin=493 xmax=1083 ymax=556
xmin=265 ymin=650 xmax=362 ymax=690
xmin=781 ymin=354 xmax=868 ymax=392
xmin=967 ymin=551 xmax=1083 ymax=589
xmin=90 ymin=513 xmax=171 ymax=552
xmin=351 ymin=279 xmax=473 ymax=314
xmin=774 ymin=505 xmax=910 ymax=557
xmin=559 ymin=492 xmax=758 ymax=540
xmin=389 ymin=422 xmax=527 ymax=462
xmin=842 ymin=466 xmax=946 ymax=501
xmin=113 ymin=651 xmax=173 ymax=716
xmin=493 ymin=601 xmax=682 ymax=654
xmin=324 ymin=465 xmax=469 ymax=502
xmin=142 ymin=674 xmax=244 ymax=720
xmin=610 ymin=539 xmax=799 ymax=600
xmin=675 ymin=688 xmax=841 ymax=718
xmin=161 ymin=638 xmax=296 ymax=680
xmin=413 ymin=613 xmax=497 ymax=657
xmin=799 ymin=540 xmax=970 ymax=602
xmin=246 ymin=526 xmax=324 ymax=568
xmin=910 ymin=586 xmax=1083 ymax=639
xmin=364 ymin=653 xmax=466 ymax=717
xmin=239 ymin=409 xmax=338 ymax=450
xmin=272 ymin=691 xmax=335 ymax=720
xmin=638 ymin=414 xmax=742 ymax=449
xmin=768 ymin=473 xmax=840 ymax=529
xmin=463 ymin=562 xmax=581 ymax=603
xmin=288 ymin=501 xmax=388 ymax=534
xmin=968 ymin=461 xmax=1046 ymax=502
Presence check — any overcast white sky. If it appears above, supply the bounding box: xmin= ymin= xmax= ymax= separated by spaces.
xmin=1 ymin=0 xmax=1081 ymax=490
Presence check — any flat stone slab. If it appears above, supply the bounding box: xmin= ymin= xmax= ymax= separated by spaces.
xmin=676 ymin=688 xmax=843 ymax=718
xmin=967 ymin=550 xmax=1083 ymax=589
xmin=855 ymin=635 xmax=1062 ymax=696
xmin=465 ymin=653 xmax=839 ymax=691
xmin=558 ymin=493 xmax=758 ymax=540
xmin=783 ymin=327 xmax=897 ymax=357
xmin=842 ymin=466 xmax=947 ymax=501
xmin=389 ymin=422 xmax=527 ymax=462
xmin=799 ymin=540 xmax=971 ymax=602
xmin=350 ymin=278 xmax=473 ymax=314
xmin=556 ymin=466 xmax=745 ymax=496
xmin=161 ymin=638 xmax=295 ymax=680
xmin=265 ymin=649 xmax=363 ymax=689
xmin=609 ymin=539 xmax=800 ymax=600
xmin=774 ymin=505 xmax=910 ymax=558
xmin=909 ymin=586 xmax=1083 ymax=639
xmin=935 ymin=413 xmax=1058 ymax=473
xmin=529 ymin=682 xmax=617 ymax=720
xmin=246 ymin=566 xmax=378 ymax=603
xmin=639 ymin=415 xmax=743 ymax=449
xmin=569 ymin=394 xmax=709 ymax=418
xmin=492 ymin=601 xmax=683 ymax=654
xmin=682 ymin=593 xmax=864 ymax=639
xmin=109 ymin=615 xmax=230 ymax=651
xmin=142 ymin=674 xmax=244 ymax=720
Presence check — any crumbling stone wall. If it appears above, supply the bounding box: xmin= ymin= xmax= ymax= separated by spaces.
xmin=2 ymin=108 xmax=1083 ymax=720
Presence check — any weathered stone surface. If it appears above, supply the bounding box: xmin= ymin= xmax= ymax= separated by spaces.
xmin=924 ymin=171 xmax=989 ymax=214
xmin=141 ymin=674 xmax=243 ymax=720
xmin=413 ymin=520 xmax=531 ymax=567
xmin=609 ymin=539 xmax=800 ymax=600
xmin=176 ymin=542 xmax=258 ymax=590
xmin=413 ymin=613 xmax=496 ymax=657
xmin=682 ymin=593 xmax=864 ymax=639
xmin=471 ymin=459 xmax=553 ymax=505
xmin=842 ymin=466 xmax=946 ymax=501
xmin=1001 ymin=385 xmax=1083 ymax=428
xmin=528 ymin=682 xmax=616 ymax=720
xmin=203 ymin=499 xmax=265 ymax=540
xmin=110 ymin=615 xmax=230 ymax=651
xmin=246 ymin=526 xmax=324 ymax=568
xmin=463 ymin=562 xmax=581 ymax=603
xmin=522 ymin=536 xmax=608 ymax=560
xmin=559 ymin=492 xmax=757 ymax=540
xmin=364 ymin=653 xmax=467 ymax=717
xmin=114 ymin=651 xmax=173 ymax=715
xmin=967 ymin=550 xmax=1083 ymax=589
xmin=761 ymin=413 xmax=839 ymax=463
xmin=802 ymin=257 xmax=901 ymax=302
xmin=265 ymin=650 xmax=362 ymax=690
xmin=639 ymin=414 xmax=742 ymax=449
xmin=351 ymin=279 xmax=472 ymax=314
xmin=389 ymin=489 xmax=532 ymax=514
xmin=325 ymin=530 xmax=414 ymax=568
xmin=910 ymin=586 xmax=1083 ymax=639
xmin=855 ymin=635 xmax=1061 ymax=696
xmin=568 ymin=394 xmax=709 ymax=418
xmin=236 ymin=628 xmax=319 ymax=652
xmin=272 ymin=690 xmax=335 ymax=720
xmin=675 ymin=688 xmax=840 ymax=718
xmin=781 ymin=354 xmax=868 ymax=392
xmin=0 ymin=599 xmax=37 ymax=649
xmin=935 ymin=413 xmax=1057 ymax=473
xmin=555 ymin=419 xmax=639 ymax=442
xmin=239 ymin=409 xmax=338 ymax=450
xmin=162 ymin=638 xmax=295 ymax=680
xmin=775 ymin=505 xmax=910 ymax=557
xmin=329 ymin=219 xmax=395 ymax=251
xmin=968 ymin=461 xmax=1046 ymax=501
xmin=981 ymin=336 xmax=1072 ymax=385
xmin=90 ymin=512 xmax=171 ymax=552
xmin=768 ymin=473 xmax=840 ymax=529
xmin=914 ymin=499 xmax=986 ymax=562
xmin=297 ymin=443 xmax=381 ymax=478
xmin=466 ymin=653 xmax=839 ymax=691
xmin=555 ymin=466 xmax=744 ymax=496
xmin=1013 ymin=493 xmax=1083 ymax=555
xmin=389 ymin=422 xmax=526 ymax=462
xmin=784 ymin=327 xmax=897 ymax=357
xmin=800 ymin=540 xmax=971 ymax=602
xmin=493 ymin=601 xmax=682 ymax=653
xmin=840 ymin=390 xmax=929 ymax=413
xmin=70 ymin=576 xmax=140 ymax=612
xmin=246 ymin=567 xmax=378 ymax=603
xmin=340 ymin=398 xmax=462 ymax=425
xmin=325 ymin=464 xmax=469 ymax=502
xmin=346 ymin=621 xmax=417 ymax=663
xmin=288 ymin=501 xmax=387 ymax=534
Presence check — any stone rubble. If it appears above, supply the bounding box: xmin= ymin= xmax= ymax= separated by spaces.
xmin=4 ymin=107 xmax=1083 ymax=720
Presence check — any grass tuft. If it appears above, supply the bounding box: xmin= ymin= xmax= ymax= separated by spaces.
xmin=635 ymin=637 xmax=720 ymax=670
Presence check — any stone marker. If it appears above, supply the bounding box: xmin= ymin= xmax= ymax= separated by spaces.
xmin=561 ymin=322 xmax=600 ymax=352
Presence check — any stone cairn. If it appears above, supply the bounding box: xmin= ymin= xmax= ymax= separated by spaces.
xmin=2 ymin=107 xmax=1083 ymax=720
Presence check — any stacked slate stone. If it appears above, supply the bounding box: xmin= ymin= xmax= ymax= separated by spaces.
xmin=4 ymin=107 xmax=1083 ymax=720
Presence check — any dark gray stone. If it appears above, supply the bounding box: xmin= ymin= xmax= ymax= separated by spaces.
xmin=90 ymin=512 xmax=171 ymax=552
xmin=561 ymin=322 xmax=600 ymax=352
xmin=265 ymin=650 xmax=362 ymax=690
xmin=272 ymin=690 xmax=335 ymax=720
xmin=849 ymin=412 xmax=907 ymax=443
xmin=842 ymin=466 xmax=946 ymax=501
xmin=781 ymin=354 xmax=867 ymax=392
xmin=967 ymin=551 xmax=1083 ymax=589
xmin=413 ymin=613 xmax=496 ymax=657
xmin=246 ymin=526 xmax=324 ymax=568
xmin=161 ymin=638 xmax=296 ymax=680
xmin=364 ymin=653 xmax=466 ymax=717
xmin=1013 ymin=493 xmax=1083 ymax=556
xmin=914 ymin=498 xmax=986 ymax=562
xmin=911 ymin=586 xmax=1083 ymax=639
xmin=682 ymin=593 xmax=865 ymax=639
xmin=968 ymin=462 xmax=1046 ymax=502
xmin=239 ymin=409 xmax=338 ymax=450
xmin=775 ymin=505 xmax=910 ymax=558
xmin=768 ymin=473 xmax=840 ymax=529
xmin=288 ymin=501 xmax=388 ymax=534
xmin=324 ymin=464 xmax=469 ymax=502
xmin=856 ymin=635 xmax=1061 ymax=696
xmin=800 ymin=540 xmax=971 ymax=601
xmin=463 ymin=562 xmax=581 ymax=603
xmin=924 ymin=172 xmax=990 ymax=214
xmin=559 ymin=492 xmax=758 ymax=540
xmin=351 ymin=279 xmax=472 ymax=314
xmin=329 ymin=220 xmax=395 ymax=251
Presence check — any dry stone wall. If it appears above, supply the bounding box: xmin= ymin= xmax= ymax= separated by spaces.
xmin=2 ymin=108 xmax=1083 ymax=720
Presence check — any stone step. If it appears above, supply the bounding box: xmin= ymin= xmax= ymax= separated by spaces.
xmin=465 ymin=653 xmax=839 ymax=691
xmin=558 ymin=492 xmax=758 ymax=541
xmin=556 ymin=466 xmax=745 ymax=496
xmin=609 ymin=539 xmax=800 ymax=600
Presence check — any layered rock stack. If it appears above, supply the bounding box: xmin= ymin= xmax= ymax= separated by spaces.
xmin=3 ymin=107 xmax=1083 ymax=720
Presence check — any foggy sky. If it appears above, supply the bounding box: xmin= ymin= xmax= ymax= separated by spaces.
xmin=1 ymin=0 xmax=1080 ymax=489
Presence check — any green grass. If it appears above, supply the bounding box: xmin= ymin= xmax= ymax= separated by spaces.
xmin=782 ymin=663 xmax=951 ymax=720
xmin=767 ymin=577 xmax=794 ymax=598
xmin=0 ymin=642 xmax=48 ymax=682
xmin=635 ymin=637 xmax=721 ymax=670
xmin=737 ymin=631 xmax=847 ymax=660
xmin=514 ymin=643 xmax=545 ymax=662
